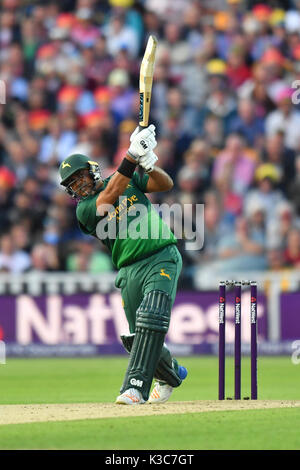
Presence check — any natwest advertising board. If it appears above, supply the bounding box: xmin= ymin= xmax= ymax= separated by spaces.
xmin=0 ymin=291 xmax=269 ymax=356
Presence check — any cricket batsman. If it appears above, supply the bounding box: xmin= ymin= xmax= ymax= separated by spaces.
xmin=59 ymin=124 xmax=187 ymax=405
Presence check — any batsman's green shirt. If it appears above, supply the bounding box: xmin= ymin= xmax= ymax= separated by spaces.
xmin=76 ymin=172 xmax=177 ymax=269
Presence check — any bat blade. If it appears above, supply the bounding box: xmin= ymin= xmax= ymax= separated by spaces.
xmin=139 ymin=35 xmax=158 ymax=130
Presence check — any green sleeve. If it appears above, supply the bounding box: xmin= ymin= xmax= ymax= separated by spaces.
xmin=76 ymin=198 xmax=99 ymax=235
xmin=131 ymin=171 xmax=150 ymax=193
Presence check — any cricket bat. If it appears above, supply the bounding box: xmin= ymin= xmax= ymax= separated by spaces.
xmin=138 ymin=35 xmax=158 ymax=131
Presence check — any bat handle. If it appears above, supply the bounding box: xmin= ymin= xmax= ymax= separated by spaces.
xmin=137 ymin=124 xmax=147 ymax=175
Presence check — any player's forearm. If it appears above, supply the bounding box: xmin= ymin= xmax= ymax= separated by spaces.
xmin=96 ymin=155 xmax=136 ymax=207
xmin=146 ymin=166 xmax=173 ymax=192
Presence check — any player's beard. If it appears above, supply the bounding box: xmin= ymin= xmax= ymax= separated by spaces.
xmin=77 ymin=181 xmax=94 ymax=198
xmin=67 ymin=178 xmax=94 ymax=200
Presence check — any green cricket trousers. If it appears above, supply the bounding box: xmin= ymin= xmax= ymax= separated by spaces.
xmin=115 ymin=244 xmax=182 ymax=333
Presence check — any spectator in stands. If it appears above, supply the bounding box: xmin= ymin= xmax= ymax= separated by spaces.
xmin=204 ymin=61 xmax=237 ymax=133
xmin=153 ymin=134 xmax=176 ymax=179
xmin=201 ymin=190 xmax=223 ymax=263
xmin=215 ymin=215 xmax=268 ymax=271
xmin=108 ymin=68 xmax=136 ymax=125
xmin=288 ymin=155 xmax=300 ymax=216
xmin=202 ymin=114 xmax=225 ymax=153
xmin=284 ymin=228 xmax=300 ymax=268
xmin=238 ymin=62 xmax=276 ymax=118
xmin=213 ymin=133 xmax=256 ymax=196
xmin=66 ymin=240 xmax=113 ymax=273
xmin=30 ymin=243 xmax=59 ymax=272
xmin=265 ymin=87 xmax=300 ymax=151
xmin=267 ymin=247 xmax=285 ymax=271
xmin=244 ymin=164 xmax=287 ymax=236
xmin=228 ymin=98 xmax=265 ymax=147
xmin=38 ymin=115 xmax=77 ymax=164
xmin=265 ymin=200 xmax=299 ymax=253
xmin=226 ymin=44 xmax=252 ymax=90
xmin=71 ymin=7 xmax=101 ymax=48
xmin=103 ymin=9 xmax=140 ymax=59
xmin=0 ymin=233 xmax=31 ymax=273
xmin=262 ymin=132 xmax=295 ymax=192
xmin=180 ymin=139 xmax=213 ymax=195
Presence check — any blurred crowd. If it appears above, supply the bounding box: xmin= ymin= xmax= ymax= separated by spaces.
xmin=1 ymin=0 xmax=300 ymax=286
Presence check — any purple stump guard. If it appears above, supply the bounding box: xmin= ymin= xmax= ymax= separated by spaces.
xmin=250 ymin=282 xmax=258 ymax=400
xmin=234 ymin=282 xmax=241 ymax=400
xmin=218 ymin=282 xmax=226 ymax=400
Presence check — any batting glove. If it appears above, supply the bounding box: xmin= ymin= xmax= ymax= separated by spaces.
xmin=128 ymin=124 xmax=157 ymax=161
xmin=139 ymin=150 xmax=158 ymax=173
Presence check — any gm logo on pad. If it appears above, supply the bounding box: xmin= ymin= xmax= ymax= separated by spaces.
xmin=130 ymin=378 xmax=143 ymax=387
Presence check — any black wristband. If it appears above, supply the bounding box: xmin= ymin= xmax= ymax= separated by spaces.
xmin=117 ymin=157 xmax=137 ymax=178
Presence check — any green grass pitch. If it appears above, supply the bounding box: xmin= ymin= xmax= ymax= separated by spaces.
xmin=0 ymin=356 xmax=299 ymax=449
